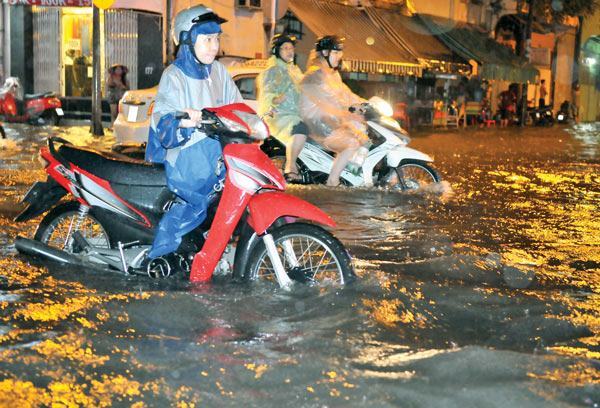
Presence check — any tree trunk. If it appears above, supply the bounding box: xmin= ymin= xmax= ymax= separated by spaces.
xmin=520 ymin=0 xmax=535 ymax=127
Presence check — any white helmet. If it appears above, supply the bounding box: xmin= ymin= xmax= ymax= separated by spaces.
xmin=172 ymin=5 xmax=227 ymax=46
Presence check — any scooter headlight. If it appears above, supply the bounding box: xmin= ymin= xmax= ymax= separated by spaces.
xmin=233 ymin=110 xmax=269 ymax=141
xmin=219 ymin=116 xmax=248 ymax=133
xmin=369 ymin=96 xmax=394 ymax=117
xmin=557 ymin=114 xmax=564 ymax=121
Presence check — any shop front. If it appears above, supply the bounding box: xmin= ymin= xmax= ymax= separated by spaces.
xmin=6 ymin=0 xmax=163 ymax=118
xmin=285 ymin=0 xmax=470 ymax=127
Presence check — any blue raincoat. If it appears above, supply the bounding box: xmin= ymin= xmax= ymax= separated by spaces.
xmin=145 ymin=24 xmax=242 ymax=259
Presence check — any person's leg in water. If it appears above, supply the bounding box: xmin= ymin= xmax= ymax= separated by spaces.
xmin=323 ymin=131 xmax=361 ymax=187
xmin=284 ymin=121 xmax=309 ymax=182
xmin=327 ymin=147 xmax=358 ymax=186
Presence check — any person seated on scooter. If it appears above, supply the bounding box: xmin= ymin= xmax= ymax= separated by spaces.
xmin=299 ymin=35 xmax=369 ymax=187
xmin=144 ymin=5 xmax=243 ymax=261
xmin=257 ymin=34 xmax=308 ymax=184
xmin=0 ymin=77 xmax=22 ymax=99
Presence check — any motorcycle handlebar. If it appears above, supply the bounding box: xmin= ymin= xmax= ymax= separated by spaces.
xmin=174 ymin=111 xmax=217 ymax=127
xmin=175 ymin=110 xmax=255 ymax=144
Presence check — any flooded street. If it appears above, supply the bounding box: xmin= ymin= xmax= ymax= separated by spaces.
xmin=0 ymin=123 xmax=598 ymax=406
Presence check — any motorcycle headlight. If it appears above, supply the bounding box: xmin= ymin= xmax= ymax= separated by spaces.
xmin=558 ymin=114 xmax=564 ymax=120
xmin=369 ymin=96 xmax=394 ymax=117
xmin=380 ymin=116 xmax=401 ymax=130
xmin=233 ymin=110 xmax=269 ymax=140
xmin=219 ymin=116 xmax=248 ymax=133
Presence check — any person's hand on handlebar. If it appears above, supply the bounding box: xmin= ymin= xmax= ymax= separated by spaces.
xmin=179 ymin=108 xmax=203 ymax=128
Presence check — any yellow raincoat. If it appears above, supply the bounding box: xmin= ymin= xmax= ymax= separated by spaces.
xmin=257 ymin=56 xmax=304 ymax=144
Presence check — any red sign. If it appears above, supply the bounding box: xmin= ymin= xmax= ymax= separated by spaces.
xmin=7 ymin=0 xmax=92 ymax=6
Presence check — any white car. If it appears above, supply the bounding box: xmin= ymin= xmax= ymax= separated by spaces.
xmin=113 ymin=59 xmax=267 ymax=145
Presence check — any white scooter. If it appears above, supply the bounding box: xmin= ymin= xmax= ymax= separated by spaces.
xmin=261 ymin=97 xmax=440 ymax=190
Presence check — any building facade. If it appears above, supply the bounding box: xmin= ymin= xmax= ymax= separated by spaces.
xmin=3 ymin=0 xmax=163 ymax=100
xmin=578 ymin=11 xmax=600 ymax=122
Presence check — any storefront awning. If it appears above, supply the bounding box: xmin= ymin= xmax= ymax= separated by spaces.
xmin=289 ymin=0 xmax=423 ymax=76
xmin=362 ymin=7 xmax=470 ymax=74
xmin=418 ymin=14 xmax=539 ymax=83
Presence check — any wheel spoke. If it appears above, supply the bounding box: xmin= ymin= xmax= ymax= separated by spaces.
xmin=250 ymin=227 xmax=348 ymax=285
xmin=41 ymin=209 xmax=110 ymax=252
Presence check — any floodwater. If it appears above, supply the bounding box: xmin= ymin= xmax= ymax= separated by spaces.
xmin=0 ymin=123 xmax=598 ymax=407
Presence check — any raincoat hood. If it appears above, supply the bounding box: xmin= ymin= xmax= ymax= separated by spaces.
xmin=173 ymin=21 xmax=222 ymax=80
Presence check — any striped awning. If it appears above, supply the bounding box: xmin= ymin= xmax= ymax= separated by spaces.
xmin=289 ymin=0 xmax=423 ymax=76
xmin=418 ymin=14 xmax=539 ymax=83
xmin=344 ymin=59 xmax=421 ymax=76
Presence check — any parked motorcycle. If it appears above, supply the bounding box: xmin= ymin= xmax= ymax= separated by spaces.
xmin=14 ymin=103 xmax=354 ymax=289
xmin=0 ymin=77 xmax=64 ymax=125
xmin=520 ymin=104 xmax=555 ymax=127
xmin=261 ymin=97 xmax=441 ymax=190
xmin=556 ymin=100 xmax=573 ymax=124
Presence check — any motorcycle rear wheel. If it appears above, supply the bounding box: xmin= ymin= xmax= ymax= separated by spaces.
xmin=34 ymin=201 xmax=111 ymax=252
xmin=43 ymin=110 xmax=61 ymax=126
xmin=244 ymin=223 xmax=355 ymax=285
xmin=381 ymin=160 xmax=440 ymax=191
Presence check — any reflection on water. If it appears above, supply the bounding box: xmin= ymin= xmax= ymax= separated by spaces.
xmin=0 ymin=123 xmax=598 ymax=406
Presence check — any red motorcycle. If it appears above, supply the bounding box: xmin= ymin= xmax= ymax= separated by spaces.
xmin=0 ymin=77 xmax=63 ymax=125
xmin=14 ymin=103 xmax=354 ymax=288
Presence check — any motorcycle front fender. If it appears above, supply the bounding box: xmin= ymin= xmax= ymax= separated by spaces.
xmin=247 ymin=191 xmax=335 ymax=235
xmin=386 ymin=146 xmax=433 ymax=168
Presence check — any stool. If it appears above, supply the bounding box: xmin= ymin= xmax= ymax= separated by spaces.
xmin=485 ymin=119 xmax=496 ymax=127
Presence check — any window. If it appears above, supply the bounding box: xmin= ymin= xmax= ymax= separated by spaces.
xmin=236 ymin=0 xmax=261 ymax=9
xmin=234 ymin=75 xmax=257 ymax=100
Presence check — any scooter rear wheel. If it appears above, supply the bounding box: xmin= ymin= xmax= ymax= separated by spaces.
xmin=43 ymin=110 xmax=61 ymax=126
xmin=34 ymin=201 xmax=111 ymax=252
xmin=244 ymin=223 xmax=355 ymax=285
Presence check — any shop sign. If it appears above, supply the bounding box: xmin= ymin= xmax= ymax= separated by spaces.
xmin=7 ymin=0 xmax=92 ymax=5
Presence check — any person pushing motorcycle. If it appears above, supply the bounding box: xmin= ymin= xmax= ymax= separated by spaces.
xmin=299 ymin=35 xmax=369 ymax=187
xmin=145 ymin=5 xmax=242 ymax=260
xmin=257 ymin=34 xmax=308 ymax=183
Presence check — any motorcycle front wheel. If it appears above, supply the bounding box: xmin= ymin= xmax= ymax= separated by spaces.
xmin=381 ymin=160 xmax=440 ymax=191
xmin=244 ymin=223 xmax=355 ymax=285
xmin=34 ymin=201 xmax=111 ymax=252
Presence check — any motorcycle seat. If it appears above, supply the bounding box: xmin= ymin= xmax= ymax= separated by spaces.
xmin=58 ymin=144 xmax=167 ymax=187
xmin=25 ymin=92 xmax=55 ymax=100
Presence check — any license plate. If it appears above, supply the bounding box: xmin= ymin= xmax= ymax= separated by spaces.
xmin=127 ymin=106 xmax=139 ymax=122
xmin=55 ymin=108 xmax=64 ymax=116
